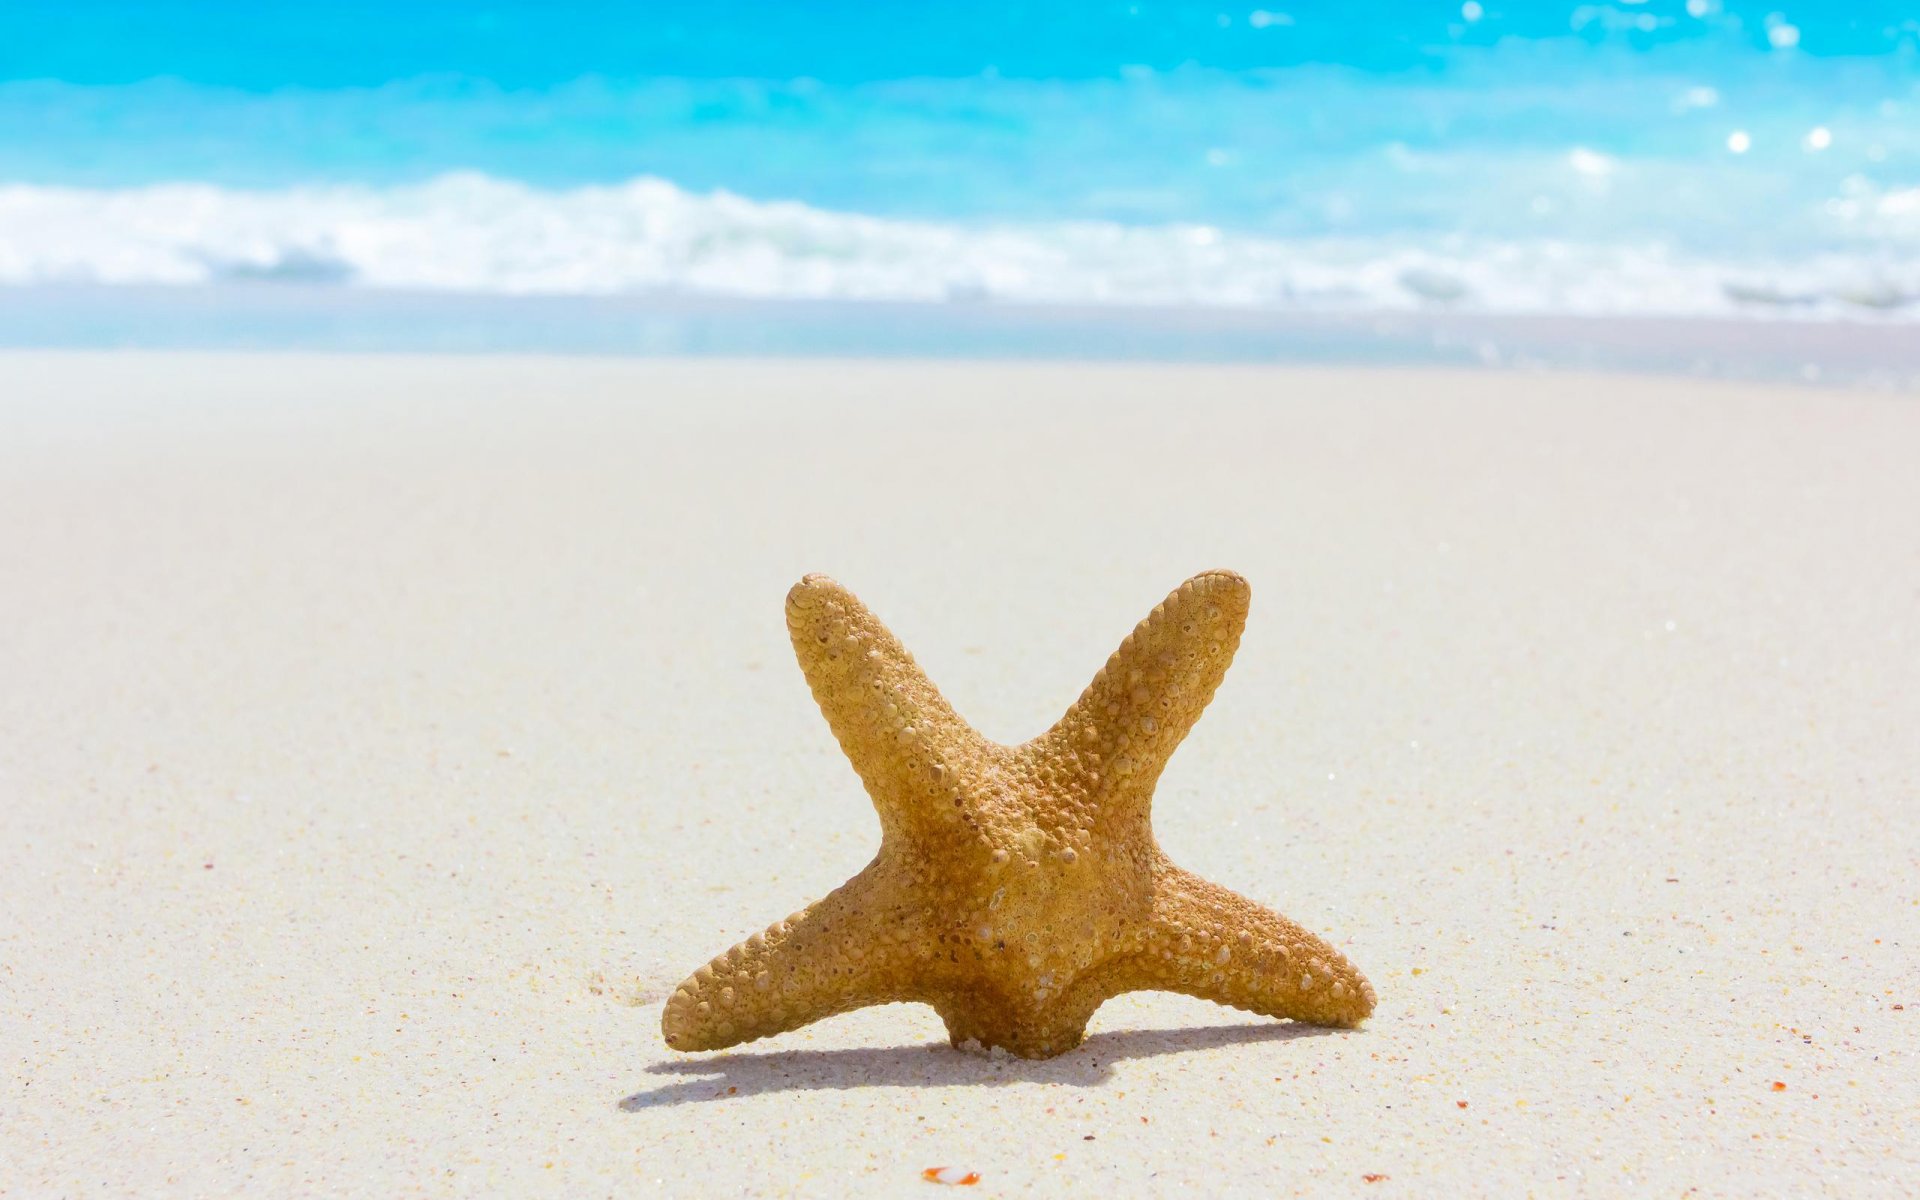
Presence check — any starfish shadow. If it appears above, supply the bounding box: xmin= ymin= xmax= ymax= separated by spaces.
xmin=619 ymin=1018 xmax=1345 ymax=1110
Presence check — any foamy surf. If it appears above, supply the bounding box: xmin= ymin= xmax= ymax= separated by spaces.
xmin=2 ymin=172 xmax=1915 ymax=319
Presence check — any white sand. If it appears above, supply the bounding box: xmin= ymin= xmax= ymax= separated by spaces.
xmin=2 ymin=352 xmax=1915 ymax=1195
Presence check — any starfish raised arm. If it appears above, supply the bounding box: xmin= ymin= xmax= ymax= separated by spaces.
xmin=786 ymin=575 xmax=993 ymax=840
xmin=1022 ymin=570 xmax=1251 ymax=812
xmin=1139 ymin=861 xmax=1375 ymax=1028
xmin=661 ymin=861 xmax=927 ymax=1052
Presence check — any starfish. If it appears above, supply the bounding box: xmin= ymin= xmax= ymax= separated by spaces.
xmin=661 ymin=570 xmax=1375 ymax=1059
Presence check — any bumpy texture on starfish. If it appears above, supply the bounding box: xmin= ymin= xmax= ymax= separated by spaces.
xmin=662 ymin=570 xmax=1376 ymax=1059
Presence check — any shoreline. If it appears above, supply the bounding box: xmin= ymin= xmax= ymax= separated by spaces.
xmin=4 ymin=287 xmax=1919 ymax=389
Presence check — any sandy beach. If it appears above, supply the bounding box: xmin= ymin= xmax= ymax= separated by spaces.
xmin=2 ymin=352 xmax=1915 ymax=1196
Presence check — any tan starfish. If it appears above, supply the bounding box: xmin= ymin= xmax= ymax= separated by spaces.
xmin=662 ymin=570 xmax=1375 ymax=1059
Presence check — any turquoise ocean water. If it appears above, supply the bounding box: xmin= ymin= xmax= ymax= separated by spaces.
xmin=2 ymin=1 xmax=1918 ymax=346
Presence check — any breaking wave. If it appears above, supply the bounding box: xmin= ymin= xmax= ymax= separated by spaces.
xmin=2 ymin=172 xmax=1916 ymax=318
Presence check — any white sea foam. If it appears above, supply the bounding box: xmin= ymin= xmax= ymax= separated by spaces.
xmin=1 ymin=173 xmax=1915 ymax=318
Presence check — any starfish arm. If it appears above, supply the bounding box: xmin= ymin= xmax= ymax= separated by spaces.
xmin=1136 ymin=862 xmax=1375 ymax=1027
xmin=661 ymin=861 xmax=926 ymax=1052
xmin=785 ymin=574 xmax=991 ymax=837
xmin=1026 ymin=570 xmax=1250 ymax=804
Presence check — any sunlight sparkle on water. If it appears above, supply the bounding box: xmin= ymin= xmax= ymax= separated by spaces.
xmin=1673 ymin=85 xmax=1721 ymax=112
xmin=1568 ymin=148 xmax=1615 ymax=177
